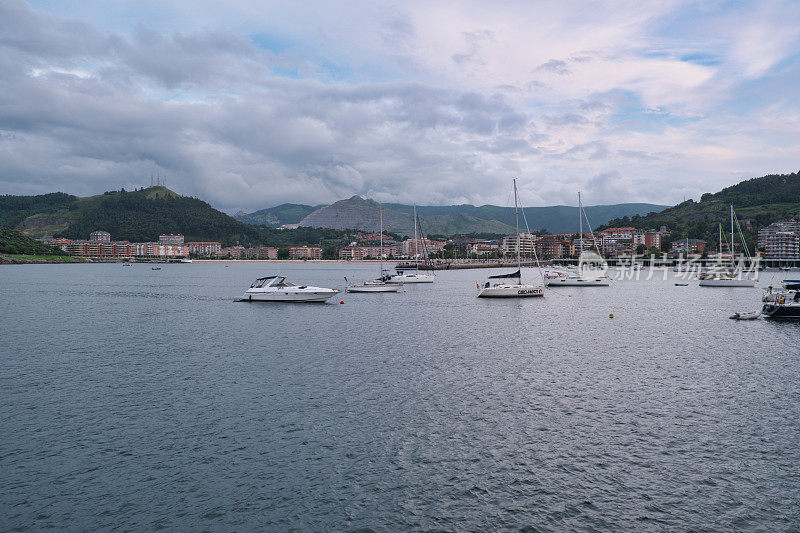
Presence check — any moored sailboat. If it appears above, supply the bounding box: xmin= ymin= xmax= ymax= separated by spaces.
xmin=545 ymin=192 xmax=609 ymax=287
xmin=699 ymin=206 xmax=755 ymax=287
xmin=346 ymin=204 xmax=401 ymax=293
xmin=386 ymin=204 xmax=435 ymax=283
xmin=478 ymin=179 xmax=544 ymax=298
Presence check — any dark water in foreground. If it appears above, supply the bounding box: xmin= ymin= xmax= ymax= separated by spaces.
xmin=1 ymin=263 xmax=799 ymax=531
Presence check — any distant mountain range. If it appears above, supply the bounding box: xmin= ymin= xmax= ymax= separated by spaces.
xmin=4 ymin=171 xmax=793 ymax=248
xmin=237 ymin=203 xmax=324 ymax=227
xmin=236 ymin=196 xmax=668 ymax=236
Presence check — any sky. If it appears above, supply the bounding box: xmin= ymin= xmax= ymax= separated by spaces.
xmin=1 ymin=0 xmax=799 ymax=212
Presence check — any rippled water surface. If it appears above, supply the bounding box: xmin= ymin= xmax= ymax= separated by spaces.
xmin=1 ymin=263 xmax=799 ymax=531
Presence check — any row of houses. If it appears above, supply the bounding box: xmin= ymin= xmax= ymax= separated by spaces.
xmin=338 ymin=237 xmax=447 ymax=260
xmin=46 ymin=218 xmax=800 ymax=261
xmin=758 ymin=220 xmax=800 ymax=259
xmin=218 ymin=246 xmax=326 ymax=260
xmin=47 ymin=232 xmax=222 ymax=258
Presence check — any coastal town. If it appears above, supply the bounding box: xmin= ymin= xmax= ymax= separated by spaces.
xmin=39 ymin=218 xmax=800 ymax=263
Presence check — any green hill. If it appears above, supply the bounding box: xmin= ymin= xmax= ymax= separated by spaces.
xmin=1 ymin=186 xmax=350 ymax=248
xmin=601 ymin=171 xmax=800 ymax=251
xmin=0 ymin=226 xmax=68 ymax=255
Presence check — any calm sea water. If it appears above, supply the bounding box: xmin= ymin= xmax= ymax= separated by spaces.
xmin=1 ymin=262 xmax=798 ymax=531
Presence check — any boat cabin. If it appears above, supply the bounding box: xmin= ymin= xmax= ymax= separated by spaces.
xmin=250 ymin=276 xmax=294 ymax=289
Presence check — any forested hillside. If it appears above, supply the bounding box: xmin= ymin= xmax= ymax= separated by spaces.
xmin=1 ymin=187 xmax=350 ymax=247
xmin=601 ymin=171 xmax=800 ymax=251
xmin=0 ymin=227 xmax=68 ymax=255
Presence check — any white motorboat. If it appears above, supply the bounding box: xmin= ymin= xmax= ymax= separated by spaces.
xmin=386 ymin=204 xmax=435 ymax=284
xmin=240 ymin=276 xmax=339 ymax=302
xmin=478 ymin=178 xmax=544 ymax=298
xmin=346 ymin=206 xmax=402 ymax=293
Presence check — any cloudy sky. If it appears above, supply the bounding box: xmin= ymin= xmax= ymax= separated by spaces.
xmin=1 ymin=0 xmax=799 ymax=212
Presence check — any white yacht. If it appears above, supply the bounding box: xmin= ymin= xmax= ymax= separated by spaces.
xmin=478 ymin=178 xmax=544 ymax=298
xmin=346 ymin=205 xmax=402 ymax=293
xmin=546 ymin=270 xmax=610 ymax=287
xmin=240 ymin=276 xmax=339 ymax=302
xmin=387 ymin=271 xmax=435 ymax=283
xmin=386 ymin=205 xmax=435 ymax=284
xmin=698 ymin=271 xmax=755 ymax=287
xmin=545 ymin=193 xmax=609 ymax=287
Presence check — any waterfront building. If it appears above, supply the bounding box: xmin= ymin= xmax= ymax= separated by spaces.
xmin=502 ymin=233 xmax=536 ymax=257
xmin=599 ymin=227 xmax=636 ymax=240
xmin=186 ymin=242 xmax=222 ymax=256
xmin=534 ymin=235 xmax=570 ymax=259
xmin=571 ymin=233 xmax=599 ymax=255
xmin=471 ymin=241 xmax=502 ymax=255
xmin=67 ymin=241 xmax=133 ymax=258
xmin=339 ymin=246 xmax=366 ymax=260
xmin=89 ymin=231 xmax=111 ymax=242
xmin=402 ymin=238 xmax=444 ymax=258
xmin=49 ymin=238 xmax=73 ymax=252
xmin=758 ymin=220 xmax=800 ymax=259
xmin=289 ymin=246 xmax=322 ymax=260
xmin=243 ymin=246 xmax=279 ymax=260
xmin=220 ymin=246 xmax=246 ymax=259
xmin=632 ymin=231 xmax=661 ymax=251
xmin=159 ymin=234 xmax=185 ymax=245
xmin=671 ymin=239 xmax=707 ymax=254
xmin=132 ymin=242 xmax=188 ymax=257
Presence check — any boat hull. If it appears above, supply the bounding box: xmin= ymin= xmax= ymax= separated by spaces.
xmin=762 ymin=304 xmax=800 ymax=318
xmin=478 ymin=284 xmax=544 ymax=298
xmin=243 ymin=289 xmax=338 ymax=302
xmin=346 ymin=284 xmax=401 ymax=293
xmin=699 ymin=279 xmax=755 ymax=287
xmin=545 ymin=277 xmax=609 ymax=286
xmin=387 ymin=274 xmax=434 ymax=283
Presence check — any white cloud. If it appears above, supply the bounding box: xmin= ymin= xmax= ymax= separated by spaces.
xmin=1 ymin=0 xmax=798 ymax=211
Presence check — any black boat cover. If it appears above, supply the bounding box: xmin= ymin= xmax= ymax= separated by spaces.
xmin=489 ymin=270 xmax=521 ymax=279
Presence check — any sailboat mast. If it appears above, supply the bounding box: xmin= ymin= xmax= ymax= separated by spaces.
xmin=413 ymin=204 xmax=419 ymax=269
xmin=578 ymin=192 xmax=583 ymax=258
xmin=730 ymin=204 xmax=735 ymax=266
xmin=514 ymin=178 xmax=522 ymax=278
xmin=379 ymin=204 xmax=384 ymax=278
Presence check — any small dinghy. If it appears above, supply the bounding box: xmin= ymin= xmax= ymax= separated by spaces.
xmin=675 ymin=283 xmax=689 ymax=286
xmin=729 ymin=311 xmax=761 ymax=320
